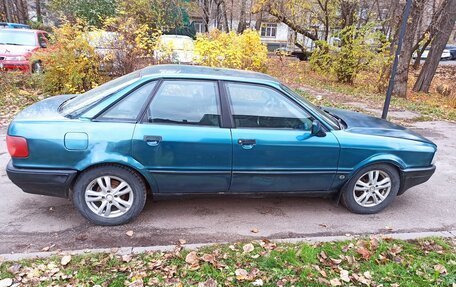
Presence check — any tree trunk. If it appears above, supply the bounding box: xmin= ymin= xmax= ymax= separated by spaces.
xmin=220 ymin=0 xmax=229 ymax=32
xmin=237 ymin=0 xmax=247 ymax=33
xmin=391 ymin=0 xmax=423 ymax=98
xmin=413 ymin=0 xmax=456 ymax=92
xmin=254 ymin=10 xmax=263 ymax=31
xmin=36 ymin=0 xmax=42 ymax=23
xmin=340 ymin=0 xmax=358 ymax=29
xmin=412 ymin=38 xmax=430 ymax=70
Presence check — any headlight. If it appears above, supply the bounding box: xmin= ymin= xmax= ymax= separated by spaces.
xmin=431 ymin=150 xmax=437 ymax=165
xmin=3 ymin=56 xmax=27 ymax=61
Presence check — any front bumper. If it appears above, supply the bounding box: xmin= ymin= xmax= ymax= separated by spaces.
xmin=6 ymin=160 xmax=77 ymax=198
xmin=398 ymin=165 xmax=436 ymax=195
xmin=0 ymin=60 xmax=30 ymax=72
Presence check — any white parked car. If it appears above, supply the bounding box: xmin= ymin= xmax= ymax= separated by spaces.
xmin=413 ymin=47 xmax=452 ymax=60
xmin=154 ymin=35 xmax=194 ymax=64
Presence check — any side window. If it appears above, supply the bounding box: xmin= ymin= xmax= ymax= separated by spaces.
xmin=226 ymin=83 xmax=313 ymax=130
xmin=38 ymin=33 xmax=47 ymax=48
xmin=148 ymin=80 xmax=220 ymax=127
xmin=101 ymin=81 xmax=157 ymax=121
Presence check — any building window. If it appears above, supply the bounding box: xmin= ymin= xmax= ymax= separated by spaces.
xmin=193 ymin=21 xmax=205 ymax=33
xmin=261 ymin=23 xmax=277 ymax=38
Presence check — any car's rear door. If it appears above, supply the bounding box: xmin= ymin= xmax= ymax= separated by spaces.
xmin=225 ymin=82 xmax=340 ymax=193
xmin=131 ymin=79 xmax=233 ymax=194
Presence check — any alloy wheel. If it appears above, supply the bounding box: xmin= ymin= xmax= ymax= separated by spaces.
xmin=353 ymin=170 xmax=391 ymax=208
xmin=84 ymin=176 xmax=134 ymax=218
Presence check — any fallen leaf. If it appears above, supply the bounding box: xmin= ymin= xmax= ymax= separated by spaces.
xmin=389 ymin=244 xmax=403 ymax=256
xmin=0 ymin=278 xmax=13 ymax=287
xmin=243 ymin=243 xmax=254 ymax=253
xmin=252 ymin=279 xmax=264 ymax=286
xmin=319 ymin=224 xmax=328 ymax=228
xmin=198 ymin=278 xmax=217 ymax=287
xmin=7 ymin=264 xmax=21 ymax=274
xmin=178 ymin=239 xmax=186 ymax=245
xmin=434 ymin=264 xmax=447 ymax=274
xmin=201 ymin=254 xmax=215 ymax=263
xmin=126 ymin=230 xmax=134 ymax=237
xmin=185 ymin=251 xmax=199 ymax=266
xmin=251 ymin=228 xmax=259 ymax=233
xmin=122 ymin=254 xmax=132 ymax=262
xmin=330 ymin=278 xmax=342 ymax=286
xmin=356 ymin=246 xmax=371 ymax=260
xmin=331 ymin=258 xmax=342 ymax=265
xmin=60 ymin=255 xmax=71 ymax=266
xmin=340 ymin=269 xmax=350 ymax=282
xmin=235 ymin=268 xmax=248 ymax=280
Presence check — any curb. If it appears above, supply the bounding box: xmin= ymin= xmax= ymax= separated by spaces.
xmin=1 ymin=230 xmax=454 ymax=262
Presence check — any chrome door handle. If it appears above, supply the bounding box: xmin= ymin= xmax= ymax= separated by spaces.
xmin=144 ymin=135 xmax=162 ymax=146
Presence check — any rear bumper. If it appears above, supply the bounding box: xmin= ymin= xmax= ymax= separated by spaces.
xmin=398 ymin=165 xmax=436 ymax=195
xmin=6 ymin=160 xmax=77 ymax=198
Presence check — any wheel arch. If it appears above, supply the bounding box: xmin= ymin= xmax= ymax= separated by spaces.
xmin=70 ymin=161 xmax=158 ymax=197
xmin=335 ymin=155 xmax=405 ymax=204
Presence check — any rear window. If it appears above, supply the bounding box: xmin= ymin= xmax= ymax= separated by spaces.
xmin=59 ymin=71 xmax=141 ymax=116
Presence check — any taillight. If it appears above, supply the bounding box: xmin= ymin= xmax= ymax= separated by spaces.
xmin=6 ymin=135 xmax=29 ymax=158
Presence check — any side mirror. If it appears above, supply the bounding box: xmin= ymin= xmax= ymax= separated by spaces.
xmin=311 ymin=120 xmax=326 ymax=137
xmin=40 ymin=42 xmax=47 ymax=48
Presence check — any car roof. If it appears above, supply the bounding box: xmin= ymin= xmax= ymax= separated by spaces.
xmin=139 ymin=64 xmax=280 ymax=84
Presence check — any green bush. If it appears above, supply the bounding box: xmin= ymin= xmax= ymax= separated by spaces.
xmin=310 ymin=25 xmax=391 ymax=85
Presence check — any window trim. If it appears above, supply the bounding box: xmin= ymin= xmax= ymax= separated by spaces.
xmin=94 ymin=79 xmax=162 ymax=123
xmin=223 ymin=80 xmax=328 ymax=132
xmin=140 ymin=78 xmax=225 ymax=128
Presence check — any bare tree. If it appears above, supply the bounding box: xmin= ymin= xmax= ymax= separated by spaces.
xmin=237 ymin=0 xmax=247 ymax=33
xmin=391 ymin=0 xmax=424 ymax=98
xmin=413 ymin=0 xmax=456 ymax=92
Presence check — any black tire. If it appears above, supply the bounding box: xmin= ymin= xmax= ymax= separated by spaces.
xmin=72 ymin=165 xmax=147 ymax=225
xmin=341 ymin=164 xmax=400 ymax=214
xmin=31 ymin=61 xmax=43 ymax=74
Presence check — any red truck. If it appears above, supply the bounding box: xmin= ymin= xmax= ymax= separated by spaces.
xmin=0 ymin=28 xmax=49 ymax=72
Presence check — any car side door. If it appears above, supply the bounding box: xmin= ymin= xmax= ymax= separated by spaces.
xmin=225 ymin=82 xmax=340 ymax=193
xmin=131 ymin=79 xmax=233 ymax=194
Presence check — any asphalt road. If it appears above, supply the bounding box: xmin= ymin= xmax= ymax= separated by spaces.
xmin=0 ymin=121 xmax=455 ymax=254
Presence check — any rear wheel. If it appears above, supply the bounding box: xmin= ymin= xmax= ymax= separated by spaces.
xmin=341 ymin=164 xmax=400 ymax=214
xmin=72 ymin=165 xmax=147 ymax=225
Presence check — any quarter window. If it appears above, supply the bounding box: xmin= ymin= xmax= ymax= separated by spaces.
xmin=101 ymin=81 xmax=157 ymax=120
xmin=226 ymin=83 xmax=313 ymax=130
xmin=148 ymin=81 xmax=220 ymax=127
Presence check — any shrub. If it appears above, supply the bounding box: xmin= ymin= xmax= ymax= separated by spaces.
xmin=102 ymin=15 xmax=161 ymax=75
xmin=310 ymin=25 xmax=391 ymax=86
xmin=32 ymin=22 xmax=104 ymax=95
xmin=194 ymin=29 xmax=268 ymax=72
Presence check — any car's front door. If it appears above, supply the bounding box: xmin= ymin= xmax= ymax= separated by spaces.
xmin=225 ymin=82 xmax=340 ymax=193
xmin=131 ymin=80 xmax=232 ymax=193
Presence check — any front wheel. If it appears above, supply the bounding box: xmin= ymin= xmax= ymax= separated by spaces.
xmin=72 ymin=165 xmax=147 ymax=225
xmin=341 ymin=164 xmax=400 ymax=214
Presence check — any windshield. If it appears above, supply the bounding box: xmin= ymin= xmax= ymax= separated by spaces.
xmin=0 ymin=30 xmax=36 ymax=46
xmin=280 ymin=84 xmax=341 ymax=130
xmin=59 ymin=70 xmax=141 ymax=116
